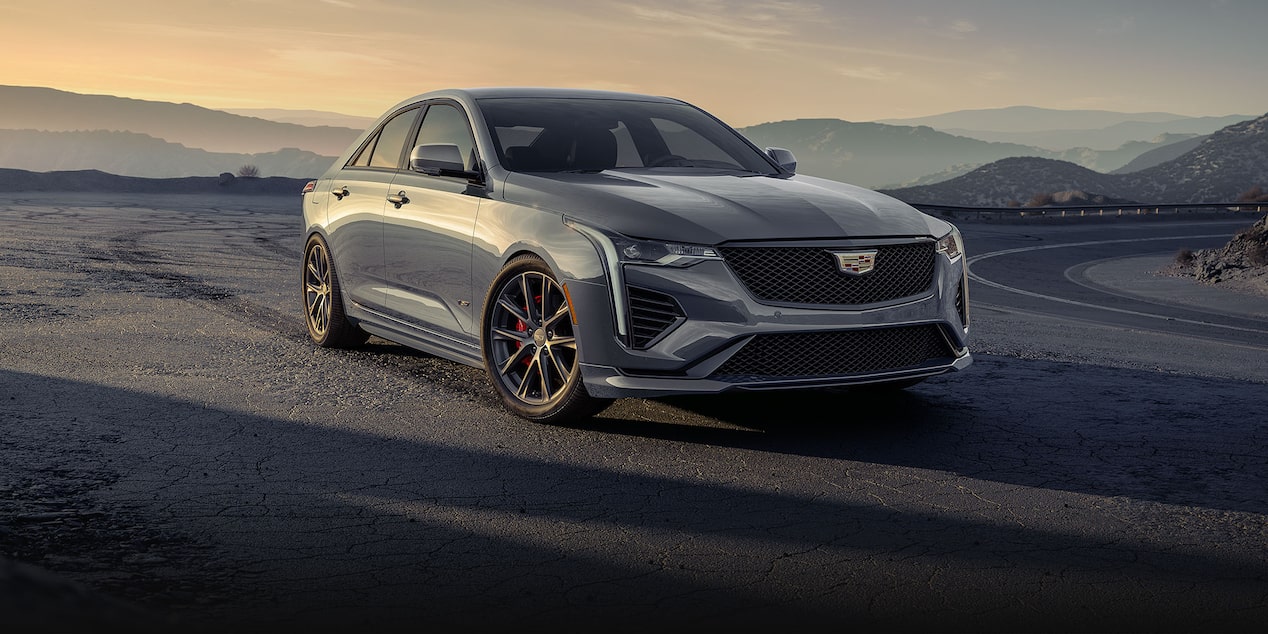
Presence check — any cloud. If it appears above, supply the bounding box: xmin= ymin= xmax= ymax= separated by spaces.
xmin=949 ymin=19 xmax=977 ymax=33
xmin=621 ymin=0 xmax=830 ymax=51
xmin=837 ymin=66 xmax=899 ymax=81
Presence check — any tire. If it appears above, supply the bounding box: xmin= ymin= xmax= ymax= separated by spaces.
xmin=481 ymin=255 xmax=611 ymax=423
xmin=303 ymin=233 xmax=369 ymax=348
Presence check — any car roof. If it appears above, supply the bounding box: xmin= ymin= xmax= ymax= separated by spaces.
xmin=393 ymin=87 xmax=685 ymax=108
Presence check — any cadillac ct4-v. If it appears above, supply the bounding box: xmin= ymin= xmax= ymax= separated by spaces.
xmin=301 ymin=88 xmax=971 ymax=422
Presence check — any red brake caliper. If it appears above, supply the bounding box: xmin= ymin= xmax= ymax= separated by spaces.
xmin=517 ymin=294 xmax=544 ymax=367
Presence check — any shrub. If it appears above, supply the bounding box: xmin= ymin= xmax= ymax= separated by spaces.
xmin=1237 ymin=185 xmax=1268 ymax=203
xmin=1175 ymin=248 xmax=1196 ymax=266
xmin=1025 ymin=192 xmax=1054 ymax=207
xmin=237 ymin=164 xmax=261 ymax=178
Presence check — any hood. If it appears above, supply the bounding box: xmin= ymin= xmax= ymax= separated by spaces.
xmin=500 ymin=170 xmax=942 ymax=244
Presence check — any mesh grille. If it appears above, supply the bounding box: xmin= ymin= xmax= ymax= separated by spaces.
xmin=711 ymin=325 xmax=953 ymax=381
xmin=627 ymin=286 xmax=683 ymax=349
xmin=718 ymin=242 xmax=935 ymax=305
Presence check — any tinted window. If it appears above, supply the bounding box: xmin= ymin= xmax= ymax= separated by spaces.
xmin=653 ymin=118 xmax=736 ymax=165
xmin=413 ymin=104 xmax=478 ymax=171
xmin=369 ymin=109 xmax=418 ymax=169
xmin=349 ymin=132 xmax=377 ymax=167
xmin=478 ymin=97 xmax=775 ymax=174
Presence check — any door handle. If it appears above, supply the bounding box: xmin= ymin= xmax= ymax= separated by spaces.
xmin=387 ymin=191 xmax=410 ymax=208
xmin=332 ymin=185 xmax=350 ymax=200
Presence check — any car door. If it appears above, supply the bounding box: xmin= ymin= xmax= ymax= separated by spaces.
xmin=382 ymin=101 xmax=484 ymax=338
xmin=325 ymin=107 xmax=419 ymax=312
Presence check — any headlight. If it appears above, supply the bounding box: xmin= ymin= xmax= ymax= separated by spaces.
xmin=936 ymin=227 xmax=964 ymax=261
xmin=564 ymin=218 xmax=718 ymax=340
xmin=565 ymin=219 xmax=720 ymax=268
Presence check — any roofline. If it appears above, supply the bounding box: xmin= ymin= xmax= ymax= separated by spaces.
xmin=394 ymin=87 xmax=685 ymax=107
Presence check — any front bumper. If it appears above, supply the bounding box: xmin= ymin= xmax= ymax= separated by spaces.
xmin=565 ymin=240 xmax=971 ymax=399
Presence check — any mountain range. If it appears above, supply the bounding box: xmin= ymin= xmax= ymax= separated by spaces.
xmin=882 ymin=112 xmax=1268 ymax=205
xmin=737 ymin=118 xmax=1201 ymax=187
xmin=0 ymin=85 xmax=360 ymax=156
xmin=0 ymin=85 xmax=1262 ymax=200
xmin=0 ymin=129 xmax=334 ymax=179
xmin=878 ymin=105 xmax=1252 ymax=149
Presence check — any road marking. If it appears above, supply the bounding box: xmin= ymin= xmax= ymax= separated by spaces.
xmin=967 ymin=235 xmax=1268 ymax=336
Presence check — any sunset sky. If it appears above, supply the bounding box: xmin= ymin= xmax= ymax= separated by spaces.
xmin=3 ymin=0 xmax=1266 ymax=127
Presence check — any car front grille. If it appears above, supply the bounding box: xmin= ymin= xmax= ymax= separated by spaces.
xmin=717 ymin=242 xmax=935 ymax=305
xmin=627 ymin=286 xmax=684 ymax=349
xmin=710 ymin=324 xmax=954 ymax=382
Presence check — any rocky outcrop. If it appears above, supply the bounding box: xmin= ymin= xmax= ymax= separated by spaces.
xmin=1188 ymin=214 xmax=1268 ymax=285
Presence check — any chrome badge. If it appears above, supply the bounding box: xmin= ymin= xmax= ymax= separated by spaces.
xmin=831 ymin=249 xmax=878 ymax=276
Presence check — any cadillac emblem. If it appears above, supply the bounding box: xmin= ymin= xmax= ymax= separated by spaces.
xmin=830 ymin=249 xmax=878 ymax=276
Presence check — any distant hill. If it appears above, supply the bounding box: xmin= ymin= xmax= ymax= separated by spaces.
xmin=222 ymin=108 xmax=376 ymax=130
xmin=879 ymin=106 xmax=1195 ymax=133
xmin=882 ymin=112 xmax=1268 ymax=205
xmin=1111 ymin=135 xmax=1207 ymax=174
xmin=0 ymin=86 xmax=360 ymax=155
xmin=878 ymin=106 xmax=1252 ymax=151
xmin=0 ymin=129 xmax=336 ymax=179
xmin=0 ymin=168 xmax=308 ymax=195
xmin=940 ymin=117 xmax=1246 ymax=151
xmin=1122 ymin=113 xmax=1268 ymax=202
xmin=739 ymin=119 xmax=1194 ymax=188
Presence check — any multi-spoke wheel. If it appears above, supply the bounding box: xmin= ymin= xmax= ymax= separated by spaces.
xmin=303 ymin=234 xmax=368 ymax=348
xmin=481 ymin=255 xmax=610 ymax=423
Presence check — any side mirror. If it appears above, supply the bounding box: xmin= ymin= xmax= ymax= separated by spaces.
xmin=410 ymin=144 xmax=484 ymax=184
xmin=766 ymin=147 xmax=797 ymax=173
xmin=410 ymin=143 xmax=466 ymax=175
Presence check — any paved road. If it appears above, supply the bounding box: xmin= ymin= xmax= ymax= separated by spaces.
xmin=2 ymin=194 xmax=1266 ymax=632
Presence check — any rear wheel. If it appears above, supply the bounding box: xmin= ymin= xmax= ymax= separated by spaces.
xmin=303 ymin=234 xmax=368 ymax=348
xmin=481 ymin=255 xmax=611 ymax=423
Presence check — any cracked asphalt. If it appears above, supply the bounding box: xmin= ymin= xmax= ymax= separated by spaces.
xmin=1 ymin=193 xmax=1266 ymax=632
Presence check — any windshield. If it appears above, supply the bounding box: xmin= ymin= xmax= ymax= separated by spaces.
xmin=478 ymin=97 xmax=778 ymax=175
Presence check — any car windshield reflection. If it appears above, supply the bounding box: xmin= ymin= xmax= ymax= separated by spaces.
xmin=478 ymin=97 xmax=778 ymax=175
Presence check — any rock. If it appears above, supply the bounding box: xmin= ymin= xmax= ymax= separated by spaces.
xmin=218 ymin=172 xmax=235 ymax=186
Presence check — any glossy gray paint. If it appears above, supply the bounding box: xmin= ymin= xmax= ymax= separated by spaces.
xmin=303 ymin=87 xmax=971 ymax=398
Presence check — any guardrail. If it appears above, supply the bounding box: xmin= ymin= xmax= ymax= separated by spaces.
xmin=909 ymin=201 xmax=1267 ymax=221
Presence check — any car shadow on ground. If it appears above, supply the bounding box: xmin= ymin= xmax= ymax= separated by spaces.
xmin=3 ymin=365 xmax=1266 ymax=632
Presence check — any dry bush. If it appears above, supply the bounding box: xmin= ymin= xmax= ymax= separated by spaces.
xmin=1025 ymin=192 xmax=1054 ymax=207
xmin=1237 ymin=185 xmax=1268 ymax=203
xmin=1175 ymin=248 xmax=1196 ymax=266
xmin=237 ymin=164 xmax=261 ymax=178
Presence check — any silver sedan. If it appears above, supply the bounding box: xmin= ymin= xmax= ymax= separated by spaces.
xmin=301 ymin=88 xmax=971 ymax=422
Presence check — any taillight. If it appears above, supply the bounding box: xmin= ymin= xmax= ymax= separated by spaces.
xmin=302 ymin=180 xmax=317 ymax=195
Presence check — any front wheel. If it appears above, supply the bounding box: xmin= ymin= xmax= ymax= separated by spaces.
xmin=481 ymin=255 xmax=611 ymax=423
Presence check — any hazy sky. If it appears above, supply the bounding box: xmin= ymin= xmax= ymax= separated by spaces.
xmin=3 ymin=0 xmax=1266 ymax=126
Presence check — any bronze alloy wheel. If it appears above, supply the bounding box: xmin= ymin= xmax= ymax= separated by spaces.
xmin=482 ymin=255 xmax=609 ymax=422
